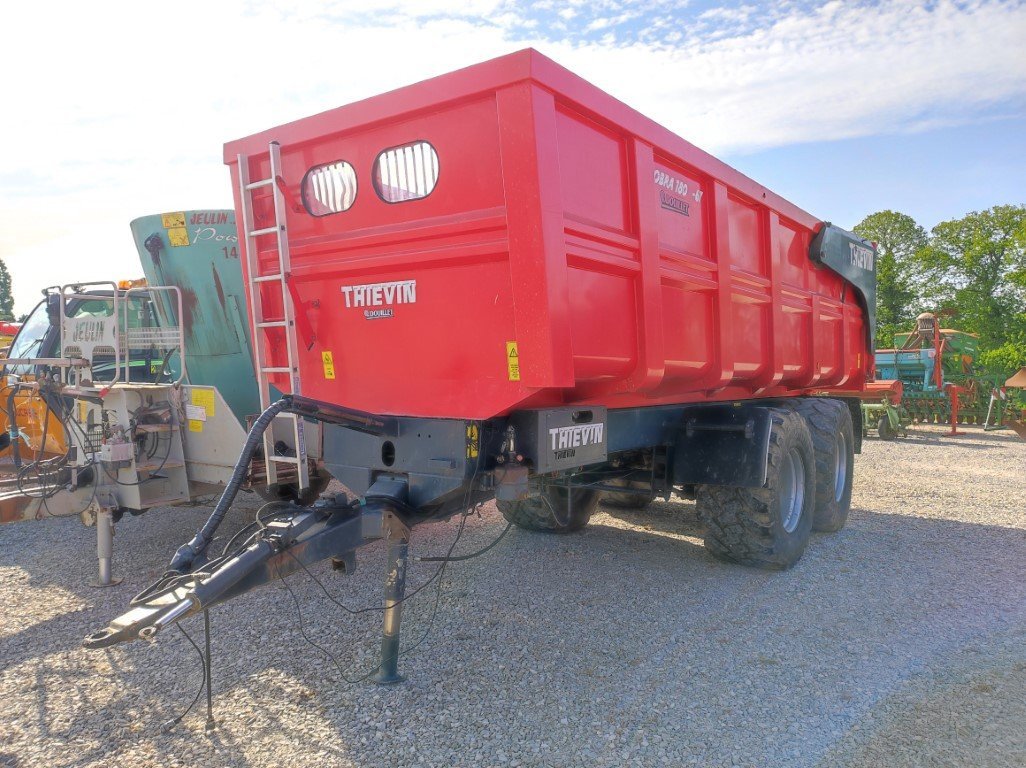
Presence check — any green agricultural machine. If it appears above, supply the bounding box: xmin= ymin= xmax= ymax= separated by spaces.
xmin=874 ymin=313 xmax=1004 ymax=426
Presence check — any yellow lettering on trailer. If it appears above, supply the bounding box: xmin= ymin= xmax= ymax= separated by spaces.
xmin=321 ymin=351 xmax=336 ymax=380
xmin=506 ymin=342 xmax=520 ymax=381
xmin=167 ymin=227 xmax=190 ymax=247
xmin=190 ymin=387 xmax=216 ymax=417
xmin=161 ymin=212 xmax=186 ymax=229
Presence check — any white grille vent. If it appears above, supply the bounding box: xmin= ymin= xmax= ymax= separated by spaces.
xmin=302 ymin=160 xmax=358 ymax=216
xmin=373 ymin=141 xmax=439 ymax=203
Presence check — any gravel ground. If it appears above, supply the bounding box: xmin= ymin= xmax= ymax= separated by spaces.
xmin=0 ymin=423 xmax=1024 ymax=768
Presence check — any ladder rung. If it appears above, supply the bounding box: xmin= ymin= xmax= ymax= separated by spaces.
xmin=245 ymin=178 xmax=274 ymax=190
xmin=254 ymin=273 xmax=284 ymax=283
xmin=268 ymin=455 xmax=301 ymax=465
xmin=249 ymin=226 xmax=280 ymax=237
xmin=257 ymin=321 xmax=288 ymax=328
xmin=261 ymin=367 xmax=291 ymax=373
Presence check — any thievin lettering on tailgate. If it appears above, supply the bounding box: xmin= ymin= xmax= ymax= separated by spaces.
xmin=848 ymin=242 xmax=875 ymax=271
xmin=548 ymin=423 xmax=605 ymax=460
xmin=341 ymin=280 xmax=416 ymax=308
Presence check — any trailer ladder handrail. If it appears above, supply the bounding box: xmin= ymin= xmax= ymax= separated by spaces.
xmin=237 ymin=141 xmax=309 ymax=491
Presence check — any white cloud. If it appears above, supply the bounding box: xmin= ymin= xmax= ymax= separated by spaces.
xmin=2 ymin=0 xmax=1025 ymax=314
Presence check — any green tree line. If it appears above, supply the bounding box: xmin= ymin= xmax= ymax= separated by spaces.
xmin=0 ymin=257 xmax=14 ymax=321
xmin=854 ymin=205 xmax=1026 ymax=379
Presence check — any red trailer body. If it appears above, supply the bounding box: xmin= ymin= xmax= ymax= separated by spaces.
xmin=225 ymin=49 xmax=870 ymax=421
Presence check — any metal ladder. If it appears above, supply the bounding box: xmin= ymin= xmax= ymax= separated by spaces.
xmin=237 ymin=141 xmax=309 ymax=491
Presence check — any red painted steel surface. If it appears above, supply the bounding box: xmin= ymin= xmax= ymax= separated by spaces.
xmin=225 ymin=49 xmax=870 ymax=420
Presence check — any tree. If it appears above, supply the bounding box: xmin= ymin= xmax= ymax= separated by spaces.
xmin=0 ymin=257 xmax=13 ymax=321
xmin=853 ymin=210 xmax=927 ymax=348
xmin=918 ymin=205 xmax=1026 ymax=354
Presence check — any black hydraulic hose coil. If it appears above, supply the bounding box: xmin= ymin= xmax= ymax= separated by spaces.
xmin=169 ymin=397 xmax=292 ymax=573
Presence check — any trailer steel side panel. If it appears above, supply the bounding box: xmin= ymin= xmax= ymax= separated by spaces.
xmin=224 ymin=49 xmax=870 ymax=420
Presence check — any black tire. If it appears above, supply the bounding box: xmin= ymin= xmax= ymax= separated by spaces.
xmin=497 ymin=486 xmax=601 ymax=533
xmin=792 ymin=398 xmax=854 ymax=533
xmin=696 ymin=408 xmax=816 ymax=570
xmin=877 ymin=416 xmax=896 ymax=440
xmin=601 ymin=478 xmax=655 ymax=510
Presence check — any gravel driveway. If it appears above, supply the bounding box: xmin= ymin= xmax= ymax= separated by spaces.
xmin=1 ymin=424 xmax=1024 ymax=767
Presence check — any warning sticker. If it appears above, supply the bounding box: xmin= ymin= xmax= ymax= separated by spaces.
xmin=466 ymin=424 xmax=479 ymax=459
xmin=505 ymin=342 xmax=520 ymax=381
xmin=321 ymin=351 xmax=336 ymax=380
xmin=190 ymin=387 xmax=216 ymax=417
xmin=184 ymin=404 xmax=206 ymax=422
xmin=188 ymin=419 xmax=204 ymax=433
xmin=161 ymin=212 xmax=186 ymax=229
xmin=168 ymin=227 xmax=190 ymax=247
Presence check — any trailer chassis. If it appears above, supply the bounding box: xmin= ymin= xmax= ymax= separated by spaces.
xmin=85 ymin=392 xmax=857 ymax=684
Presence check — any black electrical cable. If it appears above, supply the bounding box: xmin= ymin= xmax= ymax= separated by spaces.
xmin=279 ymin=505 xmax=477 ymax=684
xmin=160 ymin=623 xmax=208 ymax=734
xmin=203 ymin=610 xmax=215 ymax=732
xmin=280 ymin=575 xmax=385 ymax=685
xmin=390 ymin=508 xmax=472 ymax=660
xmin=388 ymin=427 xmax=495 ymax=660
xmin=218 ymin=501 xmax=295 ymax=558
xmin=415 ymin=521 xmax=513 ymax=562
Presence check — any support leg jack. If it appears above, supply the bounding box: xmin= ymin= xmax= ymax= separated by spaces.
xmin=372 ymin=513 xmax=410 ymax=685
xmin=91 ymin=506 xmax=123 ymax=588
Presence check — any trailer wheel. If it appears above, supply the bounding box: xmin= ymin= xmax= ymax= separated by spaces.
xmin=791 ymin=398 xmax=854 ymax=532
xmin=877 ymin=416 xmax=896 ymax=440
xmin=601 ymin=478 xmax=655 ymax=510
xmin=497 ymin=486 xmax=600 ymax=533
xmin=697 ymin=408 xmax=815 ymax=570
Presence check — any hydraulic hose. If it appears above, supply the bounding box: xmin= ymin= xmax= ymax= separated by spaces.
xmin=169 ymin=396 xmax=292 ymax=573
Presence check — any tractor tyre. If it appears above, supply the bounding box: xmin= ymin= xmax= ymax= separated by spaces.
xmin=498 ymin=486 xmax=601 ymax=533
xmin=601 ymin=478 xmax=656 ymax=510
xmin=697 ymin=408 xmax=816 ymax=570
xmin=791 ymin=398 xmax=854 ymax=532
xmin=877 ymin=416 xmax=896 ymax=440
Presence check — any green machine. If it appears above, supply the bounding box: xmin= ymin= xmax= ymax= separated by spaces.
xmin=130 ymin=210 xmax=260 ymax=425
xmin=875 ymin=313 xmax=1004 ymax=425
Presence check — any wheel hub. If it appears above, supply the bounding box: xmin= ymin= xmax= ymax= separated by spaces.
xmin=779 ymin=447 xmax=805 ymax=533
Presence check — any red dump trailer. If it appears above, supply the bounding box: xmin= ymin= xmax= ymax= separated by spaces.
xmin=88 ymin=51 xmax=876 ymax=687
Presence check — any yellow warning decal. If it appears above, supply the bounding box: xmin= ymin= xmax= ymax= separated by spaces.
xmin=466 ymin=424 xmax=479 ymax=459
xmin=188 ymin=419 xmax=204 ymax=433
xmin=321 ymin=351 xmax=336 ymax=380
xmin=190 ymin=387 xmax=216 ymax=417
xmin=167 ymin=227 xmax=190 ymax=247
xmin=161 ymin=212 xmax=186 ymax=229
xmin=506 ymin=341 xmax=520 ymax=381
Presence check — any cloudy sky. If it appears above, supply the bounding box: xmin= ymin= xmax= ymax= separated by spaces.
xmin=2 ymin=0 xmax=1024 ymax=316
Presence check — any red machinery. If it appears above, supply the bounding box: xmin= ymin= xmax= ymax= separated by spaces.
xmin=226 ymin=50 xmax=870 ymax=420
xmin=88 ymin=51 xmax=876 ymax=692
